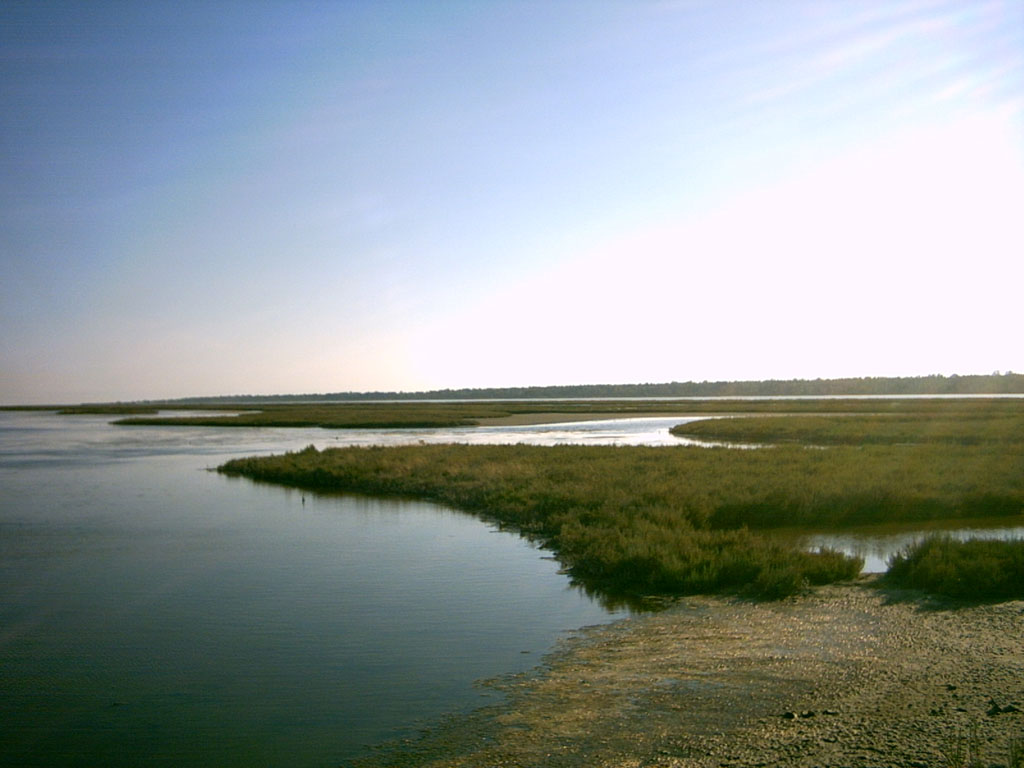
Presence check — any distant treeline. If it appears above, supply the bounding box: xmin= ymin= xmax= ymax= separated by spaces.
xmin=168 ymin=372 xmax=1024 ymax=404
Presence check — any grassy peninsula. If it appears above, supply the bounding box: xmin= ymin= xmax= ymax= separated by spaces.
xmin=220 ymin=443 xmax=865 ymax=599
xmin=218 ymin=398 xmax=1024 ymax=600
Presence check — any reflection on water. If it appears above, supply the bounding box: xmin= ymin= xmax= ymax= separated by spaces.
xmin=315 ymin=415 xmax=722 ymax=448
xmin=791 ymin=519 xmax=1024 ymax=573
xmin=0 ymin=411 xmax=648 ymax=767
xmin=0 ymin=412 xmax=717 ymax=469
xmin=3 ymin=409 xmax=1020 ymax=765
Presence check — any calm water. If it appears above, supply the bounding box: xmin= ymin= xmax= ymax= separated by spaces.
xmin=4 ymin=411 xmax=1021 ymax=766
xmin=794 ymin=519 xmax=1024 ymax=573
xmin=4 ymin=411 xmax=688 ymax=767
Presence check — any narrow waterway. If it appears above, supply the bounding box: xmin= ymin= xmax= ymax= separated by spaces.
xmin=791 ymin=518 xmax=1024 ymax=573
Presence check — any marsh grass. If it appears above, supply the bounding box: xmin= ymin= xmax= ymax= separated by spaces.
xmin=670 ymin=412 xmax=1024 ymax=446
xmin=186 ymin=399 xmax=1023 ymax=600
xmin=217 ymin=435 xmax=1024 ymax=598
xmin=885 ymin=535 xmax=1024 ymax=600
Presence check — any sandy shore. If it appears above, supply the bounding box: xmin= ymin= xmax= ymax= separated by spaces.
xmin=354 ymin=578 xmax=1023 ymax=767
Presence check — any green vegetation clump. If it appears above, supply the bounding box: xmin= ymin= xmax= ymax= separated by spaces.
xmin=214 ymin=439 xmax=1018 ymax=597
xmin=670 ymin=412 xmax=1024 ymax=446
xmin=212 ymin=399 xmax=1023 ymax=600
xmin=885 ymin=536 xmax=1024 ymax=600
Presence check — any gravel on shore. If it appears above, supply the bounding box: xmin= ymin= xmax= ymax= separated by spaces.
xmin=352 ymin=577 xmax=1023 ymax=768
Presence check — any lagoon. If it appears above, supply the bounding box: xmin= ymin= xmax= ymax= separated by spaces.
xmin=1 ymin=411 xmax=650 ymax=766
xmin=3 ymin=410 xmax=1022 ymax=765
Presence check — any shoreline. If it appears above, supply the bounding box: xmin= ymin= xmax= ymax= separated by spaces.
xmin=354 ymin=579 xmax=1024 ymax=767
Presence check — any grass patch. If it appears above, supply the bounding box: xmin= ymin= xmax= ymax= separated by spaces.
xmin=885 ymin=535 xmax=1024 ymax=600
xmin=191 ymin=399 xmax=1024 ymax=601
xmin=218 ymin=437 xmax=1022 ymax=599
xmin=670 ymin=412 xmax=1024 ymax=446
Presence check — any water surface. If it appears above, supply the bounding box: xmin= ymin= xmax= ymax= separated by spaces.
xmin=792 ymin=518 xmax=1024 ymax=573
xmin=2 ymin=411 xmax=661 ymax=766
xmin=4 ymin=410 xmax=1020 ymax=766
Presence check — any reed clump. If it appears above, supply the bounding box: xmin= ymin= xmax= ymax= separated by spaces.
xmin=885 ymin=535 xmax=1024 ymax=600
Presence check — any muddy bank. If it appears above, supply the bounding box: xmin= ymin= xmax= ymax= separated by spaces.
xmin=353 ymin=578 xmax=1023 ymax=767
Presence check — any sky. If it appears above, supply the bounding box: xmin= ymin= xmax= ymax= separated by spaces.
xmin=2 ymin=0 xmax=1022 ymax=403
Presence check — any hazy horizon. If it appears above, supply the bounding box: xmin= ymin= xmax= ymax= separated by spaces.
xmin=3 ymin=1 xmax=1022 ymax=404
xmin=5 ymin=370 xmax=1022 ymax=407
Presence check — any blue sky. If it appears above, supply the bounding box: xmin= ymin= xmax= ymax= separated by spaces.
xmin=2 ymin=1 xmax=1022 ymax=403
